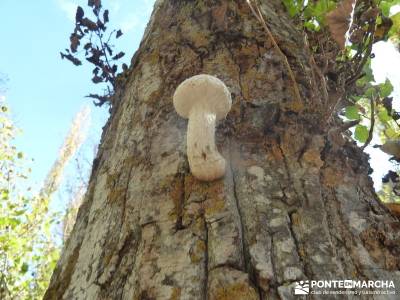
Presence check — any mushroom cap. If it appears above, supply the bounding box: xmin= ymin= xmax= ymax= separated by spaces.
xmin=173 ymin=74 xmax=232 ymax=121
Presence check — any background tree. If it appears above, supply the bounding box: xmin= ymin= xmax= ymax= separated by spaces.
xmin=0 ymin=102 xmax=89 ymax=299
xmin=45 ymin=0 xmax=400 ymax=299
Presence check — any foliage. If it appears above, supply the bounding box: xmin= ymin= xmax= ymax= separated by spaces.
xmin=41 ymin=106 xmax=90 ymax=197
xmin=0 ymin=100 xmax=60 ymax=299
xmin=0 ymin=101 xmax=90 ymax=299
xmin=280 ymin=0 xmax=400 ymax=199
xmin=379 ymin=168 xmax=400 ymax=200
xmin=60 ymin=0 xmax=126 ymax=106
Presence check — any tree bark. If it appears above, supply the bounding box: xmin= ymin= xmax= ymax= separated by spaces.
xmin=44 ymin=1 xmax=400 ymax=299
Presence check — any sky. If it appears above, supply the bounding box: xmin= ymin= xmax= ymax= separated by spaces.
xmin=368 ymin=41 xmax=400 ymax=189
xmin=0 ymin=0 xmax=399 ymax=208
xmin=0 ymin=0 xmax=155 ymax=208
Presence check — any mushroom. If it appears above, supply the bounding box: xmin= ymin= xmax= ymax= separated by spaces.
xmin=173 ymin=74 xmax=232 ymax=181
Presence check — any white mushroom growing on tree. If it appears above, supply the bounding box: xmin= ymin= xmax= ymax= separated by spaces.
xmin=173 ymin=74 xmax=232 ymax=181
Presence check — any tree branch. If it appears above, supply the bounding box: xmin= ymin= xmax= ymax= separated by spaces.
xmin=361 ymin=96 xmax=375 ymax=150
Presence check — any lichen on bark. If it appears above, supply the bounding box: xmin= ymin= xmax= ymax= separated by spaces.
xmin=44 ymin=1 xmax=400 ymax=299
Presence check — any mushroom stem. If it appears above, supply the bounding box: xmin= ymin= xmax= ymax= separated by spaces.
xmin=173 ymin=74 xmax=231 ymax=181
xmin=187 ymin=106 xmax=226 ymax=181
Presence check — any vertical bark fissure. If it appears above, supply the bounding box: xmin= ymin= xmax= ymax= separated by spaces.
xmin=102 ymin=230 xmax=137 ymax=289
xmin=317 ymin=183 xmax=347 ymax=276
xmin=203 ymin=214 xmax=209 ymax=300
xmin=277 ymin=142 xmax=302 ymax=204
xmin=120 ymin=227 xmax=142 ymax=300
xmin=299 ymin=179 xmax=312 ymax=208
xmin=318 ymin=142 xmax=355 ymax=278
xmin=121 ymin=161 xmax=135 ymax=224
xmin=331 ymin=188 xmax=368 ymax=278
xmin=94 ymin=157 xmax=135 ymax=288
xmin=228 ymin=139 xmax=262 ymax=299
xmin=287 ymin=211 xmax=308 ymax=280
xmin=174 ymin=172 xmax=186 ymax=231
xmin=269 ymin=233 xmax=278 ymax=288
xmin=228 ymin=140 xmax=248 ymax=273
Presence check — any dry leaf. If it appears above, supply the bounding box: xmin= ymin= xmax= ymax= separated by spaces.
xmin=60 ymin=52 xmax=82 ymax=66
xmin=88 ymin=0 xmax=101 ymax=9
xmin=75 ymin=6 xmax=84 ymax=23
xmin=360 ymin=7 xmax=379 ymax=23
xmin=326 ymin=0 xmax=356 ymax=48
xmin=81 ymin=17 xmax=98 ymax=31
xmin=103 ymin=9 xmax=109 ymax=23
xmin=375 ymin=16 xmax=393 ymax=41
xmin=69 ymin=33 xmax=80 ymax=53
xmin=112 ymin=52 xmax=125 ymax=60
xmin=385 ymin=203 xmax=400 ymax=217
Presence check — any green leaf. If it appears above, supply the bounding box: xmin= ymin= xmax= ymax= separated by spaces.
xmin=357 ymin=64 xmax=375 ymax=86
xmin=20 ymin=262 xmax=29 ymax=274
xmin=378 ymin=108 xmax=391 ymax=123
xmin=7 ymin=217 xmax=21 ymax=228
xmin=389 ymin=12 xmax=400 ymax=39
xmin=304 ymin=0 xmax=336 ymax=24
xmin=1 ymin=189 xmax=9 ymax=200
xmin=282 ymin=0 xmax=300 ymax=17
xmin=355 ymin=125 xmax=369 ymax=143
xmin=379 ymin=79 xmax=394 ymax=98
xmin=385 ymin=127 xmax=398 ymax=138
xmin=364 ymin=65 xmax=374 ymax=82
xmin=304 ymin=20 xmax=320 ymax=31
xmin=365 ymin=87 xmax=376 ymax=97
xmin=345 ymin=105 xmax=360 ymax=120
xmin=14 ymin=209 xmax=26 ymax=216
xmin=380 ymin=1 xmax=392 ymax=17
xmin=379 ymin=0 xmax=400 ymax=17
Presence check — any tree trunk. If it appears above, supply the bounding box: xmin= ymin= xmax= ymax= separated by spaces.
xmin=44 ymin=1 xmax=400 ymax=299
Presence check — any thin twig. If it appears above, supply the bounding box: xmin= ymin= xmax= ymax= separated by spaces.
xmin=106 ymin=29 xmax=116 ymax=45
xmin=312 ymin=55 xmax=329 ymax=104
xmin=325 ymin=75 xmax=346 ymax=126
xmin=306 ymin=35 xmax=329 ymax=104
xmin=340 ymin=119 xmax=360 ymax=132
xmin=96 ymin=28 xmax=116 ymax=84
xmin=246 ymin=0 xmax=302 ymax=105
xmin=346 ymin=20 xmax=376 ymax=87
xmin=393 ymin=119 xmax=400 ymax=130
xmin=361 ymin=96 xmax=375 ymax=150
xmin=318 ymin=37 xmax=329 ymax=74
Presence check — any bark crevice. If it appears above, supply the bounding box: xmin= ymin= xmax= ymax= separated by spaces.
xmin=277 ymin=141 xmax=302 ymax=205
xmin=203 ymin=215 xmax=209 ymax=300
xmin=332 ymin=186 xmax=367 ymax=279
xmin=287 ymin=211 xmax=307 ymax=279
xmin=228 ymin=139 xmax=247 ymax=273
xmin=174 ymin=172 xmax=186 ymax=231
